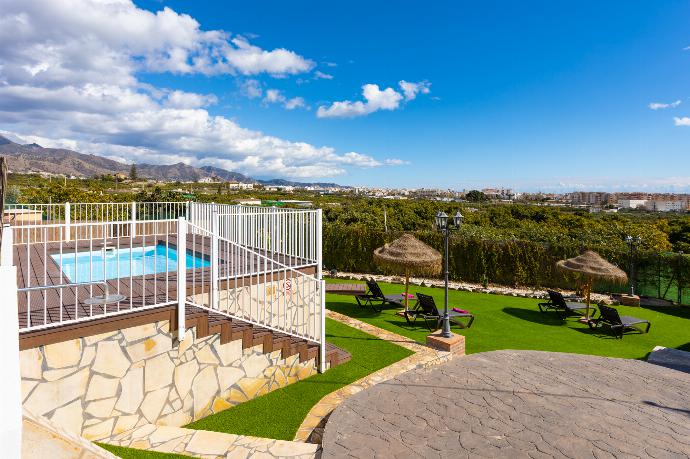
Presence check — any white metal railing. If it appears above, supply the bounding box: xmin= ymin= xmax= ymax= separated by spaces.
xmin=189 ymin=203 xmax=319 ymax=267
xmin=3 ymin=210 xmax=326 ymax=370
xmin=4 ymin=202 xmax=318 ymax=269
xmin=8 ymin=219 xmax=180 ymax=332
xmin=5 ymin=202 xmax=188 ymax=225
xmin=184 ymin=221 xmax=325 ymax=364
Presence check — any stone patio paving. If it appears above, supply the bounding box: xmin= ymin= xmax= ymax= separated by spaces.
xmin=322 ymin=350 xmax=690 ymax=458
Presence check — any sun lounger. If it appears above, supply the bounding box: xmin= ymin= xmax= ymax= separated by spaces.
xmin=538 ymin=290 xmax=596 ymax=319
xmin=403 ymin=292 xmax=474 ymax=331
xmin=354 ymin=278 xmax=393 ymax=312
xmin=588 ymin=304 xmax=651 ymax=338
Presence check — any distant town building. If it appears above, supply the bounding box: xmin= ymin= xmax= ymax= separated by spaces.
xmin=646 ymin=200 xmax=686 ymax=212
xmin=568 ymin=192 xmax=611 ymax=206
xmin=618 ymin=199 xmax=648 ymax=209
xmin=235 ymin=199 xmax=261 ymax=205
xmin=481 ymin=188 xmax=515 ymax=200
xmin=227 ymin=182 xmax=254 ymax=190
xmin=265 ymin=185 xmax=295 ymax=192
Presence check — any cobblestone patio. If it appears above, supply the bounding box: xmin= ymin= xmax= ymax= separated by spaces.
xmin=322 ymin=350 xmax=690 ymax=458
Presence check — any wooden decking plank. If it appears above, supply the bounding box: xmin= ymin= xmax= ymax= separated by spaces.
xmin=15 ymin=233 xmax=316 ymax=332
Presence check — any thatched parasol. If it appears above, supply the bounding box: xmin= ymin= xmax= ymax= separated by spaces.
xmin=374 ymin=233 xmax=442 ymax=308
xmin=557 ymin=250 xmax=627 ymax=320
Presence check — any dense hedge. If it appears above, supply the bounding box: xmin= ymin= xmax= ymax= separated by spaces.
xmin=323 ymin=225 xmax=690 ymax=301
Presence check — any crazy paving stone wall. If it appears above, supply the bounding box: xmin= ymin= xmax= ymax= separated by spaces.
xmin=19 ymin=320 xmax=318 ymax=442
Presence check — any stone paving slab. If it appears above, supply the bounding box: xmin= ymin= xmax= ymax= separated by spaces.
xmin=294 ymin=310 xmax=456 ymax=443
xmin=647 ymin=345 xmax=690 ymax=374
xmin=106 ymin=423 xmax=320 ymax=458
xmin=322 ymin=350 xmax=690 ymax=458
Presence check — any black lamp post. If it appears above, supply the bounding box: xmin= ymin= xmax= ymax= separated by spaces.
xmin=625 ymin=235 xmax=641 ymax=295
xmin=435 ymin=210 xmax=463 ymax=338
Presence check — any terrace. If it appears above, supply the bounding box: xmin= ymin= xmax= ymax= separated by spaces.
xmin=4 ymin=202 xmax=690 ymax=459
xmin=4 ymin=202 xmax=325 ymax=351
xmin=2 ymin=201 xmax=359 ymax=458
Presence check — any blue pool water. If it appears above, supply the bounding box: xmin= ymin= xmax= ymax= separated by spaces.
xmin=51 ymin=243 xmax=210 ymax=283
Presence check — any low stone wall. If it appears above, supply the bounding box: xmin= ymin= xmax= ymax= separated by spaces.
xmin=20 ymin=319 xmax=318 ymax=442
xmin=23 ymin=408 xmax=117 ymax=459
xmin=333 ymin=272 xmax=614 ymax=303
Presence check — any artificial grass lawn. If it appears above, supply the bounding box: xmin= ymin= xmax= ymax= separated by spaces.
xmin=326 ymin=278 xmax=690 ymax=360
xmin=184 ymin=317 xmax=413 ymax=440
xmin=97 ymin=443 xmax=191 ymax=459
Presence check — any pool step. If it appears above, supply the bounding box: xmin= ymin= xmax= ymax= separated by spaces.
xmin=176 ymin=305 xmax=349 ymax=370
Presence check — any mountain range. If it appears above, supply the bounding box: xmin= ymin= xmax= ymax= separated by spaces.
xmin=0 ymin=135 xmax=345 ymax=187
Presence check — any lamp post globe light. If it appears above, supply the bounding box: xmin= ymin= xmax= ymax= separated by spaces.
xmin=625 ymin=235 xmax=641 ymax=296
xmin=435 ymin=210 xmax=463 ymax=338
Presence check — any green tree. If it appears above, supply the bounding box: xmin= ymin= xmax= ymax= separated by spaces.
xmin=465 ymin=190 xmax=488 ymax=202
xmin=669 ymin=218 xmax=690 ymax=253
xmin=129 ymin=164 xmax=138 ymax=180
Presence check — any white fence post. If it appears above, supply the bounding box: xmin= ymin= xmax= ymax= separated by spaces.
xmin=64 ymin=202 xmax=71 ymax=241
xmin=319 ymin=279 xmax=327 ymax=373
xmin=177 ymin=217 xmax=187 ymax=342
xmin=316 ymin=209 xmax=326 ymax=373
xmin=0 ymin=264 xmax=22 ymax=458
xmin=316 ymin=209 xmax=323 ymax=279
xmin=131 ymin=202 xmax=137 ymax=238
xmin=211 ymin=208 xmax=219 ymax=310
xmin=1 ymin=225 xmax=13 ymax=267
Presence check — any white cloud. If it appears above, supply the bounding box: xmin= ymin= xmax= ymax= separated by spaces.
xmin=239 ymin=79 xmax=263 ymax=99
xmin=674 ymin=117 xmax=690 ymax=126
xmin=314 ymin=71 xmax=334 ymax=80
xmin=398 ymin=80 xmax=431 ymax=101
xmin=0 ymin=0 xmax=394 ymax=179
xmin=224 ymin=36 xmax=314 ymax=76
xmin=317 ymin=81 xmax=430 ymax=118
xmin=0 ymin=0 xmax=314 ymax=83
xmin=163 ymin=90 xmax=217 ymax=109
xmin=649 ymin=100 xmax=681 ymax=110
xmin=284 ymin=97 xmax=306 ymax=110
xmin=262 ymin=89 xmax=307 ymax=110
xmin=384 ymin=158 xmax=410 ymax=166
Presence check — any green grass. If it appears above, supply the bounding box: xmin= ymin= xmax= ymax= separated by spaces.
xmin=97 ymin=281 xmax=690 ymax=458
xmin=96 ymin=443 xmax=191 ymax=459
xmin=326 ymin=279 xmax=690 ymax=359
xmin=184 ymin=317 xmax=413 ymax=440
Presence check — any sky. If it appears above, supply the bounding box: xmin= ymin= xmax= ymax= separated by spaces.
xmin=1 ymin=0 xmax=690 ymax=191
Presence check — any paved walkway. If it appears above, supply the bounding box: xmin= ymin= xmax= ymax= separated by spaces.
xmin=294 ymin=310 xmax=457 ymax=443
xmin=322 ymin=350 xmax=690 ymax=458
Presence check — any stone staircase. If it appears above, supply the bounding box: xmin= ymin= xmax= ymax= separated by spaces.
xmin=173 ymin=305 xmax=351 ymax=369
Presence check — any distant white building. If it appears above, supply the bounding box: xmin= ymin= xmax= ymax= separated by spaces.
xmin=198 ymin=177 xmax=218 ymax=184
xmin=235 ymin=199 xmax=261 ymax=205
xmin=265 ymin=185 xmax=295 ymax=192
xmin=618 ymin=199 xmax=648 ymax=209
xmin=646 ymin=200 xmax=685 ymax=212
xmin=227 ymin=182 xmax=254 ymax=190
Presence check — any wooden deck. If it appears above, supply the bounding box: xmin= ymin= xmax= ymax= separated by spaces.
xmin=15 ymin=234 xmax=315 ymax=330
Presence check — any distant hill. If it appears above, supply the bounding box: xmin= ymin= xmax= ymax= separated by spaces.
xmin=0 ymin=135 xmax=271 ymax=184
xmin=258 ymin=178 xmax=347 ymax=188
xmin=0 ymin=135 xmax=350 ymax=187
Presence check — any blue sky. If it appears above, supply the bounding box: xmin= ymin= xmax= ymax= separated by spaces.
xmin=2 ymin=0 xmax=690 ymax=191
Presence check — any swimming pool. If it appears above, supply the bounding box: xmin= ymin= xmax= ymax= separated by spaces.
xmin=50 ymin=243 xmax=211 ymax=283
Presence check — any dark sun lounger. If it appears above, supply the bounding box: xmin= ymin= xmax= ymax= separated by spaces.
xmin=403 ymin=292 xmax=474 ymax=331
xmin=588 ymin=304 xmax=651 ymax=338
xmin=538 ymin=290 xmax=597 ymax=319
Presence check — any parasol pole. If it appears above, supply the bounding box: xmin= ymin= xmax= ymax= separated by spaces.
xmin=404 ymin=271 xmax=410 ymax=310
xmin=583 ymin=276 xmax=592 ymax=322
